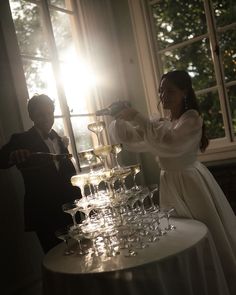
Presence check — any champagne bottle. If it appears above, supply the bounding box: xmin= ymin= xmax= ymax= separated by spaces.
xmin=96 ymin=101 xmax=131 ymax=116
xmin=30 ymin=152 xmax=72 ymax=161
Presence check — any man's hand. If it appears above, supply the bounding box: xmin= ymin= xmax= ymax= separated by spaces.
xmin=9 ymin=149 xmax=31 ymax=165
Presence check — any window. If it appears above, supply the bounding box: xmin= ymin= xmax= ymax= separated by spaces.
xmin=9 ymin=0 xmax=103 ymax=170
xmin=129 ymin=0 xmax=236 ymax=161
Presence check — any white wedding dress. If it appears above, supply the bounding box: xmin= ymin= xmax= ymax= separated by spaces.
xmin=109 ymin=109 xmax=236 ymax=293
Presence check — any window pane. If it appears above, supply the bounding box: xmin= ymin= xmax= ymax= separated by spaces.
xmin=212 ymin=0 xmax=236 ymax=27
xmin=9 ymin=0 xmax=49 ymax=58
xmin=50 ymin=9 xmax=98 ymax=114
xmin=160 ymin=39 xmax=216 ymax=90
xmin=53 ymin=117 xmax=66 ymax=137
xmin=53 ymin=118 xmax=75 ymax=154
xmin=22 ymin=59 xmax=62 ymax=115
xmin=53 ymin=117 xmax=96 ymax=169
xmin=50 ymin=9 xmax=75 ymax=62
xmin=227 ymin=86 xmax=236 ymax=136
xmin=71 ymin=117 xmax=93 ymax=152
xmin=218 ymin=29 xmax=236 ymax=82
xmin=150 ymin=0 xmax=207 ymax=50
xmin=48 ymin=0 xmax=72 ymax=10
xmin=60 ymin=58 xmax=98 ymax=114
xmin=198 ymin=91 xmax=225 ymax=139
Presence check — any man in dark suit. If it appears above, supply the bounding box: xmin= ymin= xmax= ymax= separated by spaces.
xmin=0 ymin=94 xmax=81 ymax=252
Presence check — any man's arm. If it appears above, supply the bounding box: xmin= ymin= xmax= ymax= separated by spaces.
xmin=0 ymin=134 xmax=31 ymax=169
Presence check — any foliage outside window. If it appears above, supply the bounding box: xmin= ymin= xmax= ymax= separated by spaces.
xmin=146 ymin=0 xmax=236 ymax=143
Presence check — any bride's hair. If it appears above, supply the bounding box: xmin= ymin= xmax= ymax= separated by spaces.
xmin=160 ymin=70 xmax=209 ymax=152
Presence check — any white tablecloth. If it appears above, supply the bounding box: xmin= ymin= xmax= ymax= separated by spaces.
xmin=42 ymin=218 xmax=229 ymax=295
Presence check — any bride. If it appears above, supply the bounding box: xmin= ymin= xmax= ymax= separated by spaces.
xmin=108 ymin=70 xmax=236 ymax=294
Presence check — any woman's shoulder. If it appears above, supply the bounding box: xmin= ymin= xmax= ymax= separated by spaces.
xmin=182 ymin=109 xmax=200 ymax=119
xmin=180 ymin=109 xmax=202 ymax=122
xmin=177 ymin=109 xmax=203 ymax=128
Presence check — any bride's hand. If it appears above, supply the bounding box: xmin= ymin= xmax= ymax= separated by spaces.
xmin=115 ymin=107 xmax=138 ymax=121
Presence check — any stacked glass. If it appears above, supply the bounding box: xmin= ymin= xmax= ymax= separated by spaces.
xmin=61 ymin=165 xmax=175 ymax=257
xmin=59 ymin=120 xmax=176 ymax=257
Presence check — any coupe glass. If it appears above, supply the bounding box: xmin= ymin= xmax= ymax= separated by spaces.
xmin=112 ymin=167 xmax=131 ymax=193
xmin=68 ymin=225 xmax=88 ymax=255
xmin=100 ymin=228 xmax=120 ymax=257
xmin=118 ymin=225 xmax=137 ymax=257
xmin=55 ymin=225 xmax=74 ymax=255
xmin=94 ymin=145 xmax=112 ymax=170
xmin=88 ymin=170 xmax=103 ymax=196
xmin=71 ymin=173 xmax=90 ymax=197
xmin=128 ymin=163 xmax=141 ymax=191
xmin=87 ymin=121 xmax=106 ymax=146
xmin=76 ymin=198 xmax=94 ymax=224
xmin=136 ymin=187 xmax=149 ymax=215
xmin=146 ymin=184 xmax=159 ymax=212
xmin=78 ymin=149 xmax=96 ymax=173
xmin=62 ymin=199 xmax=80 ymax=228
xmin=162 ymin=208 xmax=176 ymax=231
xmin=100 ymin=169 xmax=114 ymax=196
xmin=111 ymin=143 xmax=122 ymax=168
xmin=127 ymin=194 xmax=140 ymax=216
xmin=81 ymin=222 xmax=103 ymax=256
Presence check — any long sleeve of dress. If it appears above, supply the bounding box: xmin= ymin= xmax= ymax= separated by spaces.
xmin=109 ymin=110 xmax=203 ymax=158
xmin=108 ymin=120 xmax=152 ymax=153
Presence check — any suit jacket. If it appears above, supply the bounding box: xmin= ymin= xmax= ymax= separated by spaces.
xmin=0 ymin=127 xmax=81 ymax=231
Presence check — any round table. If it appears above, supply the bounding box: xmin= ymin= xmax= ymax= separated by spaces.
xmin=42 ymin=218 xmax=229 ymax=295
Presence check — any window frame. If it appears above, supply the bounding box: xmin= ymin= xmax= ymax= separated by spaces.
xmin=8 ymin=0 xmax=105 ymax=172
xmin=128 ymin=0 xmax=236 ymax=162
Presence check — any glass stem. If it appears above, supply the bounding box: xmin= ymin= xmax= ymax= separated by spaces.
xmin=120 ymin=179 xmax=126 ymax=192
xmin=107 ymin=182 xmax=113 ymax=195
xmin=76 ymin=239 xmax=84 ymax=255
xmin=88 ymin=160 xmax=93 ymax=173
xmin=133 ymin=175 xmax=139 ymax=190
xmin=80 ymin=186 xmax=85 ymax=198
xmin=115 ymin=155 xmax=120 ymax=168
xmin=72 ymin=214 xmax=77 ymax=227
xmin=150 ymin=195 xmax=155 ymax=210
xmin=94 ymin=184 xmax=99 ymax=196
xmin=65 ymin=239 xmax=70 ymax=250
xmin=96 ymin=133 xmax=100 ymax=146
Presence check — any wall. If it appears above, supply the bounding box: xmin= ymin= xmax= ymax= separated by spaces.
xmin=0 ymin=2 xmax=44 ymax=294
xmin=207 ymin=160 xmax=236 ymax=214
xmin=109 ymin=0 xmax=160 ymax=186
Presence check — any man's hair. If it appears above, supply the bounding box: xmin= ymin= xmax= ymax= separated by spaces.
xmin=27 ymin=94 xmax=55 ymax=117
